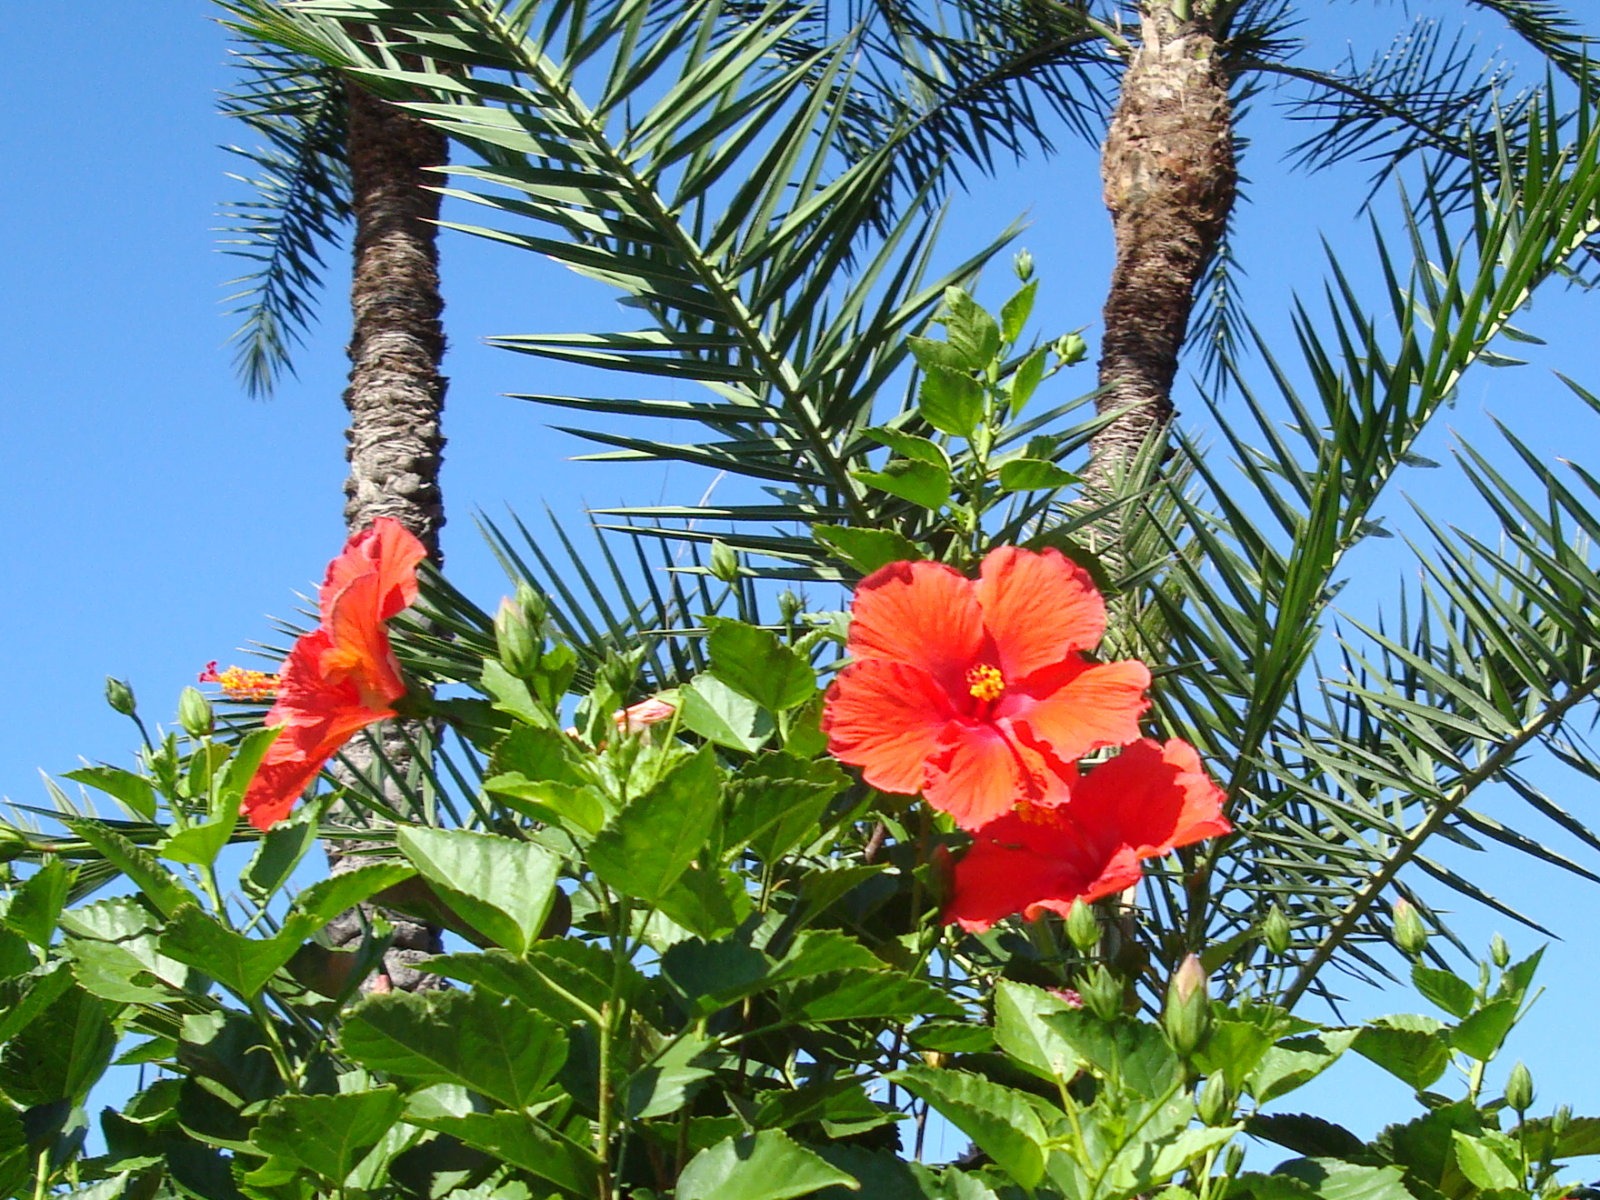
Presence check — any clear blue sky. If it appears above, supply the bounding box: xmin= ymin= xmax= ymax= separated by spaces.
xmin=5 ymin=1 xmax=1599 ymax=1147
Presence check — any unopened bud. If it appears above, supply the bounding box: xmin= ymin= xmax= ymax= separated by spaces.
xmin=178 ymin=687 xmax=214 ymax=739
xmin=1014 ymin=249 xmax=1035 ymax=282
xmin=1393 ymin=897 xmax=1428 ymax=957
xmin=1197 ymin=1072 xmax=1232 ymax=1126
xmin=1263 ymin=906 xmax=1292 ymax=956
xmin=1490 ymin=933 xmax=1511 ymax=968
xmin=1221 ymin=1144 xmax=1245 ymax=1179
xmin=1505 ymin=1061 xmax=1534 ymax=1114
xmin=778 ymin=590 xmax=804 ymax=624
xmin=1066 ymin=898 xmax=1099 ymax=954
xmin=495 ymin=596 xmax=540 ymax=679
xmin=1553 ymin=1104 xmax=1572 ymax=1135
xmin=1164 ymin=954 xmax=1212 ymax=1058
xmin=1078 ymin=964 xmax=1122 ymax=1022
xmin=1054 ymin=332 xmax=1088 ymax=366
xmin=105 ymin=676 xmax=137 ymax=717
xmin=710 ymin=540 xmax=740 ymax=583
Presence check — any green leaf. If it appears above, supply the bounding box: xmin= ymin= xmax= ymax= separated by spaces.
xmin=162 ymin=784 xmax=242 ymax=867
xmin=1450 ymin=1132 xmax=1521 ymax=1191
xmin=1271 ymin=1160 xmax=1414 ymax=1200
xmin=341 ymin=989 xmax=567 ymax=1109
xmin=62 ymin=819 xmax=192 ymax=917
xmin=1354 ymin=1019 xmax=1450 ymax=1090
xmin=993 ymin=981 xmax=1084 ymax=1080
xmin=1007 ymin=346 xmax=1048 ymax=416
xmin=396 ymin=827 xmax=560 ymax=955
xmin=1251 ymin=1030 xmax=1360 ymax=1104
xmin=627 ymin=1031 xmax=715 ymax=1119
xmin=485 ymin=774 xmax=610 ymax=838
xmin=285 ymin=862 xmax=419 ymax=933
xmin=907 ymin=335 xmax=974 ymax=373
xmin=590 ymin=747 xmax=724 ymax=904
xmin=0 ymin=962 xmax=74 ymax=1042
xmin=680 ymin=674 xmax=773 ymax=753
xmin=918 ymin=366 xmax=985 ymax=438
xmin=410 ymin=1111 xmax=599 ymax=1195
xmin=160 ymin=905 xmax=300 ymax=998
xmin=813 ymin=526 xmax=922 ymax=574
xmin=939 ymin=288 xmax=1001 ymax=369
xmin=893 ymin=1067 xmax=1046 ymax=1189
xmin=707 ymin=618 xmax=816 ymax=712
xmin=1410 ymin=964 xmax=1476 ymax=1019
xmin=243 ymin=820 xmax=318 ymax=902
xmin=0 ymin=981 xmax=115 ymax=1106
xmin=725 ymin=752 xmax=851 ymax=862
xmin=786 ymin=970 xmax=961 ymax=1024
xmin=1000 ymin=280 xmax=1037 ymax=344
xmin=852 ymin=459 xmax=951 ymax=510
xmin=861 ymin=427 xmax=950 ymax=468
xmin=4 ymin=859 xmax=72 ymax=948
xmin=996 ymin=458 xmax=1079 ymax=493
xmin=677 ymin=1130 xmax=860 ymax=1200
xmin=252 ymin=1088 xmax=404 ymax=1183
xmin=1450 ymin=999 xmax=1518 ymax=1061
xmin=63 ymin=765 xmax=157 ymax=821
xmin=1046 ymin=1010 xmax=1183 ymax=1096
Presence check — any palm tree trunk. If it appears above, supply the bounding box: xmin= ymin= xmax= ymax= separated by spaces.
xmin=323 ymin=79 xmax=450 ymax=992
xmin=1087 ymin=2 xmax=1234 ymax=502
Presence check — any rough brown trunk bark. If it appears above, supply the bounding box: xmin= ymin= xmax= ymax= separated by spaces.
xmin=325 ymin=80 xmax=450 ymax=993
xmin=1087 ymin=2 xmax=1234 ymax=504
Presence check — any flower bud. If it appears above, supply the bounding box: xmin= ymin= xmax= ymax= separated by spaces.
xmin=1163 ymin=954 xmax=1212 ymax=1058
xmin=495 ymin=596 xmax=540 ymax=679
xmin=1490 ymin=933 xmax=1510 ymax=968
xmin=710 ymin=540 xmax=740 ymax=583
xmin=178 ymin=686 xmax=214 ymax=739
xmin=1066 ymin=898 xmax=1099 ymax=954
xmin=1263 ymin=906 xmax=1292 ymax=956
xmin=1014 ymin=249 xmax=1035 ymax=282
xmin=1553 ymin=1104 xmax=1572 ymax=1135
xmin=1393 ymin=897 xmax=1428 ymax=957
xmin=778 ymin=589 xmax=804 ymax=624
xmin=1197 ymin=1072 xmax=1232 ymax=1126
xmin=1221 ymin=1144 xmax=1245 ymax=1179
xmin=1054 ymin=332 xmax=1088 ymax=366
xmin=1505 ymin=1061 xmax=1534 ymax=1114
xmin=1078 ymin=964 xmax=1122 ymax=1022
xmin=105 ymin=676 xmax=137 ymax=717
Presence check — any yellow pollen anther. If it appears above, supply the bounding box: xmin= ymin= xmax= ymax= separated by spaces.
xmin=966 ymin=664 xmax=1005 ymax=703
xmin=208 ymin=666 xmax=279 ymax=702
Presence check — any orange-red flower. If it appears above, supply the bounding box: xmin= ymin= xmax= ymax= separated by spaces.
xmin=241 ymin=518 xmax=426 ymax=830
xmin=821 ymin=547 xmax=1152 ymax=829
xmin=942 ymin=738 xmax=1231 ymax=932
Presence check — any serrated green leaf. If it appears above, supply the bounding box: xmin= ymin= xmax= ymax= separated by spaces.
xmin=893 ymin=1067 xmax=1046 ymax=1189
xmin=1000 ymin=280 xmax=1037 ymax=343
xmin=680 ymin=674 xmax=774 ymax=753
xmin=677 ymin=1130 xmax=859 ymax=1200
xmin=1354 ymin=1020 xmax=1450 ymax=1090
xmin=410 ymin=1111 xmax=598 ymax=1194
xmin=852 ymin=460 xmax=951 ymax=510
xmin=1450 ymin=999 xmax=1518 ymax=1061
xmin=997 ymin=458 xmax=1079 ymax=493
xmin=4 ymin=859 xmax=72 ymax=948
xmin=252 ymin=1088 xmax=404 ymax=1183
xmin=160 ymin=905 xmax=299 ymax=998
xmin=1410 ymin=964 xmax=1476 ymax=1019
xmin=813 ymin=526 xmax=922 ymax=574
xmin=0 ymin=980 xmax=114 ymax=1107
xmin=939 ymin=288 xmax=1001 ymax=369
xmin=397 ymin=827 xmax=560 ymax=955
xmin=589 ymin=747 xmax=723 ymax=904
xmin=1451 ymin=1132 xmax=1520 ymax=1191
xmin=62 ymin=765 xmax=157 ymax=821
xmin=918 ymin=366 xmax=985 ymax=438
xmin=725 ymin=752 xmax=850 ymax=862
xmin=707 ymin=618 xmax=816 ymax=712
xmin=1007 ymin=346 xmax=1048 ymax=416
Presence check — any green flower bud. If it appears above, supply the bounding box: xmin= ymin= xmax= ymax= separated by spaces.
xmin=1221 ymin=1144 xmax=1246 ymax=1179
xmin=178 ymin=686 xmax=214 ymax=739
xmin=1393 ymin=897 xmax=1428 ymax=957
xmin=1505 ymin=1061 xmax=1534 ymax=1114
xmin=105 ymin=676 xmax=137 ymax=717
xmin=1078 ymin=964 xmax=1122 ymax=1022
xmin=1553 ymin=1104 xmax=1572 ymax=1135
xmin=1197 ymin=1072 xmax=1233 ymax=1126
xmin=0 ymin=825 xmax=28 ymax=864
xmin=778 ymin=590 xmax=804 ymax=624
xmin=1014 ymin=249 xmax=1035 ymax=282
xmin=1163 ymin=954 xmax=1212 ymax=1058
xmin=1055 ymin=332 xmax=1088 ymax=366
xmin=1263 ymin=906 xmax=1292 ymax=956
xmin=1066 ymin=898 xmax=1100 ymax=954
xmin=495 ymin=596 xmax=540 ymax=679
xmin=710 ymin=540 xmax=740 ymax=583
xmin=1490 ymin=933 xmax=1511 ymax=968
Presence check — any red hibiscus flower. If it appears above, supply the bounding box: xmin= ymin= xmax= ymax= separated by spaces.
xmin=241 ymin=518 xmax=426 ymax=830
xmin=821 ymin=546 xmax=1152 ymax=829
xmin=942 ymin=738 xmax=1231 ymax=932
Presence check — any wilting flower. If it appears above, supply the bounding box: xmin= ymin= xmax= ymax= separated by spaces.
xmin=942 ymin=738 xmax=1231 ymax=932
xmin=241 ymin=518 xmax=426 ymax=830
xmin=822 ymin=547 xmax=1151 ymax=829
xmin=198 ymin=661 xmax=280 ymax=702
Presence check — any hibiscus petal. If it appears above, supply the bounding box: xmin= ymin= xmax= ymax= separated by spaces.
xmin=1022 ymin=847 xmax=1144 ymax=921
xmin=974 ymin=546 xmax=1106 ymax=678
xmin=321 ymin=517 xmax=427 ymax=623
xmin=848 ymin=559 xmax=985 ymax=698
xmin=1007 ymin=656 xmax=1151 ymax=762
xmin=822 ymin=660 xmax=956 ymax=796
xmin=1068 ymin=738 xmax=1231 ymax=857
xmin=922 ymin=721 xmax=1043 ymax=831
xmin=241 ymin=702 xmax=390 ymax=831
xmin=322 ymin=569 xmax=409 ymax=709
